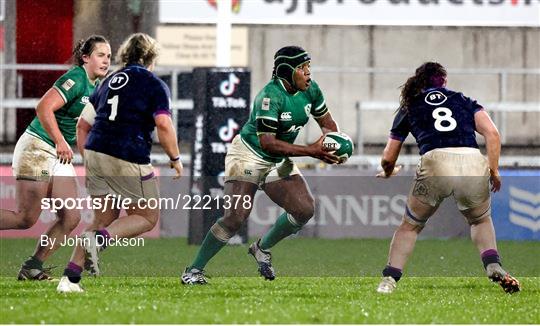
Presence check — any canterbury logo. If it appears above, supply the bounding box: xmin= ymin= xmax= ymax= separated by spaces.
xmin=280 ymin=112 xmax=292 ymax=121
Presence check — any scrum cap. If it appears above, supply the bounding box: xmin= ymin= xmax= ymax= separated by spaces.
xmin=273 ymin=46 xmax=311 ymax=88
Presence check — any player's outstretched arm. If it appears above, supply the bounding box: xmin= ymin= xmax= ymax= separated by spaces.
xmin=155 ymin=114 xmax=182 ymax=179
xmin=259 ymin=133 xmax=339 ymax=164
xmin=377 ymin=138 xmax=403 ymax=178
xmin=474 ymin=110 xmax=501 ymax=192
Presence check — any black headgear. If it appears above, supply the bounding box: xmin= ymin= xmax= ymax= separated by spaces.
xmin=272 ymin=46 xmax=311 ymax=89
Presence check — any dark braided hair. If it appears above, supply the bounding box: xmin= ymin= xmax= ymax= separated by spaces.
xmin=72 ymin=35 xmax=109 ymax=66
xmin=399 ymin=62 xmax=447 ymax=110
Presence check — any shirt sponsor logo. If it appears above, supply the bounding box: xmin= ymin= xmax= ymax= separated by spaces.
xmin=61 ymin=79 xmax=75 ymax=91
xmin=285 ymin=125 xmax=303 ymax=133
xmin=262 ymin=98 xmax=270 ymax=111
xmin=280 ymin=112 xmax=292 ymax=121
xmin=109 ymin=72 xmax=130 ymax=90
xmin=425 ymin=91 xmax=447 ymax=106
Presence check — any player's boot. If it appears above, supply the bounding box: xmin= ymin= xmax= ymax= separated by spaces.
xmin=17 ymin=265 xmax=55 ymax=281
xmin=181 ymin=267 xmax=208 ymax=285
xmin=376 ymin=276 xmax=397 ymax=294
xmin=82 ymin=231 xmax=101 ymax=276
xmin=248 ymin=240 xmax=275 ymax=281
xmin=56 ymin=276 xmax=84 ymax=293
xmin=486 ymin=263 xmax=520 ymax=294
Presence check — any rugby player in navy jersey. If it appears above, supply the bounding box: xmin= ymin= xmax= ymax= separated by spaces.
xmin=375 ymin=62 xmax=520 ymax=294
xmin=57 ymin=33 xmax=182 ymax=292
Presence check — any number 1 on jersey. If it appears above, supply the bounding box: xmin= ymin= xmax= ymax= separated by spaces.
xmin=107 ymin=95 xmax=119 ymax=121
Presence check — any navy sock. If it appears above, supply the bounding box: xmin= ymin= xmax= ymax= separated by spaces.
xmin=63 ymin=262 xmax=83 ymax=283
xmin=382 ymin=265 xmax=403 ymax=282
xmin=23 ymin=256 xmax=43 ymax=269
xmin=481 ymin=249 xmax=501 ymax=269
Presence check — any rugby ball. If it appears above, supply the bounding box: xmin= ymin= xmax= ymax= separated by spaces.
xmin=322 ymin=132 xmax=354 ymax=164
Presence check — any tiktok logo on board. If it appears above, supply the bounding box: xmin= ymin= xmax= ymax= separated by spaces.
xmin=219 ymin=118 xmax=240 ymax=142
xmin=220 ymin=73 xmax=240 ymax=97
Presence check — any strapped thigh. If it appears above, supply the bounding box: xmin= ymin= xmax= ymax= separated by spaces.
xmin=404 ymin=195 xmax=439 ymax=227
xmin=460 ymin=199 xmax=491 ymax=225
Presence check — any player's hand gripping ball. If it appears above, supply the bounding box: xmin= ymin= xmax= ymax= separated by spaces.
xmin=322 ymin=132 xmax=354 ymax=164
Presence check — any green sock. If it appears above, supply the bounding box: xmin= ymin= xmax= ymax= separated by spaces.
xmin=259 ymin=212 xmax=302 ymax=250
xmin=23 ymin=256 xmax=43 ymax=269
xmin=190 ymin=228 xmax=228 ymax=270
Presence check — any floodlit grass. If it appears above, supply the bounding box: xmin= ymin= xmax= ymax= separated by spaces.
xmin=1 ymin=238 xmax=539 ymax=323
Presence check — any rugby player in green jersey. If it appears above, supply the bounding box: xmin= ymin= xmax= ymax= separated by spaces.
xmin=0 ymin=35 xmax=111 ymax=280
xmin=182 ymin=46 xmax=340 ymax=284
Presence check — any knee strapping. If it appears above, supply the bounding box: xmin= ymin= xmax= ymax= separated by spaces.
xmin=404 ymin=205 xmax=427 ymax=227
xmin=210 ymin=219 xmax=236 ymax=242
xmin=463 ymin=202 xmax=491 ymax=225
xmin=287 ymin=213 xmax=304 ymax=232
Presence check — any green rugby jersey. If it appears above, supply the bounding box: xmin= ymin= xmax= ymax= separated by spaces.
xmin=26 ymin=66 xmax=98 ymax=147
xmin=239 ymin=78 xmax=329 ymax=163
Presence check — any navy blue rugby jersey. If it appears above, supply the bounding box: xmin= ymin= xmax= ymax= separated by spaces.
xmin=86 ymin=64 xmax=171 ymax=164
xmin=390 ymin=88 xmax=484 ymax=155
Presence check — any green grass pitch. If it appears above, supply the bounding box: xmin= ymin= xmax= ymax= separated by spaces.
xmin=1 ymin=238 xmax=539 ymax=324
